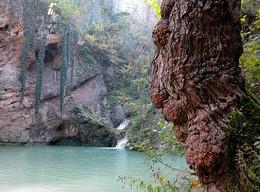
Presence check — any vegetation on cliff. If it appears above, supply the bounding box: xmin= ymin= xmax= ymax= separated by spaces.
xmin=1 ymin=0 xmax=259 ymax=191
xmin=2 ymin=0 xmax=79 ymax=116
xmin=0 ymin=0 xmax=116 ymax=146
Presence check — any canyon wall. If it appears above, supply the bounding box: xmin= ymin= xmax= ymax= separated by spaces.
xmin=0 ymin=5 xmax=114 ymax=145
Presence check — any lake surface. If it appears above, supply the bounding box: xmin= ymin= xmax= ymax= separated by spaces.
xmin=0 ymin=146 xmax=188 ymax=192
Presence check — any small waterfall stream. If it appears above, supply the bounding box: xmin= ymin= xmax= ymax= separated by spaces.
xmin=115 ymin=120 xmax=130 ymax=149
xmin=116 ymin=120 xmax=130 ymax=130
xmin=115 ymin=137 xmax=128 ymax=149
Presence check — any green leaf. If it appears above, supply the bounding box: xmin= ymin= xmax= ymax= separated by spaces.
xmin=155 ymin=6 xmax=161 ymax=14
xmin=150 ymin=0 xmax=157 ymax=7
xmin=254 ymin=73 xmax=260 ymax=78
xmin=147 ymin=184 xmax=153 ymax=192
xmin=252 ymin=66 xmax=259 ymax=71
xmin=140 ymin=181 xmax=144 ymax=188
xmin=159 ymin=123 xmax=164 ymax=128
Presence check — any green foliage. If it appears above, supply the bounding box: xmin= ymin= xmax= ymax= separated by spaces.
xmin=84 ymin=13 xmax=130 ymax=67
xmin=111 ymin=55 xmax=152 ymax=140
xmin=240 ymin=0 xmax=260 ymax=93
xmin=35 ymin=36 xmax=46 ymax=115
xmin=87 ymin=12 xmax=155 ymax=120
xmin=241 ymin=0 xmax=260 ymax=16
xmin=126 ymin=104 xmax=157 ymax=145
xmin=108 ymin=52 xmax=153 ymax=120
xmin=121 ymin=55 xmax=151 ymax=99
xmin=223 ymin=93 xmax=260 ymax=191
xmin=119 ymin=122 xmax=202 ymax=192
xmin=119 ymin=170 xmax=201 ymax=192
xmin=72 ymin=106 xmax=116 ymax=147
xmin=134 ymin=121 xmax=185 ymax=158
xmin=240 ymin=36 xmax=260 ymax=79
xmin=74 ymin=2 xmax=156 ymax=123
xmin=20 ymin=0 xmax=39 ymax=100
xmin=70 ymin=31 xmax=78 ymax=88
xmin=45 ymin=0 xmax=78 ymax=16
xmin=60 ymin=26 xmax=70 ymax=116
xmin=74 ymin=105 xmax=110 ymax=128
xmin=4 ymin=0 xmax=79 ymax=116
xmin=76 ymin=43 xmax=100 ymax=69
xmin=145 ymin=0 xmax=161 ymax=18
xmin=20 ymin=39 xmax=30 ymax=101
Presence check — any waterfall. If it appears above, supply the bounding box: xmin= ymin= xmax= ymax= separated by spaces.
xmin=116 ymin=120 xmax=129 ymax=130
xmin=115 ymin=137 xmax=128 ymax=149
xmin=115 ymin=120 xmax=129 ymax=149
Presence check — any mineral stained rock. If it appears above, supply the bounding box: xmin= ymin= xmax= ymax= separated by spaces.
xmin=0 ymin=5 xmax=113 ymax=145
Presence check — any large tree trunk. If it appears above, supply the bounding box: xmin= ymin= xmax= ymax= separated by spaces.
xmin=149 ymin=0 xmax=245 ymax=191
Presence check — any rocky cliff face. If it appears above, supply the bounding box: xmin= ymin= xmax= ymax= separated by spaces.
xmin=0 ymin=6 xmax=114 ymax=145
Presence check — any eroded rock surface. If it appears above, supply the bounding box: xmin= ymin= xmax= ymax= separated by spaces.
xmin=0 ymin=6 xmax=113 ymax=145
xmin=149 ymin=0 xmax=245 ymax=191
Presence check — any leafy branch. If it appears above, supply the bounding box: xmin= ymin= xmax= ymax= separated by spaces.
xmin=145 ymin=0 xmax=161 ymax=18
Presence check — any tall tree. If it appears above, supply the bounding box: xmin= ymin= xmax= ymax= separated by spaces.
xmin=150 ymin=0 xmax=248 ymax=191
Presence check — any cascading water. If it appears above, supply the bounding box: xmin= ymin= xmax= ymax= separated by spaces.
xmin=115 ymin=120 xmax=129 ymax=149
xmin=116 ymin=120 xmax=130 ymax=130
xmin=115 ymin=137 xmax=128 ymax=149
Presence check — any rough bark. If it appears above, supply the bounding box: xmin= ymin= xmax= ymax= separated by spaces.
xmin=149 ymin=0 xmax=245 ymax=191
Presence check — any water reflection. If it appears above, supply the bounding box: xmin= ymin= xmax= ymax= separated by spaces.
xmin=0 ymin=146 xmax=187 ymax=192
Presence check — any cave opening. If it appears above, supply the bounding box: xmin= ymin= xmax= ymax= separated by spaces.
xmin=56 ymin=123 xmax=64 ymax=131
xmin=49 ymin=136 xmax=82 ymax=146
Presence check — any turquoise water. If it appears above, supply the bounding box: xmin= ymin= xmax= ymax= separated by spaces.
xmin=0 ymin=146 xmax=188 ymax=192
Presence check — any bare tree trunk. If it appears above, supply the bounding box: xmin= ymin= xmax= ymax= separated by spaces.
xmin=149 ymin=0 xmax=245 ymax=191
